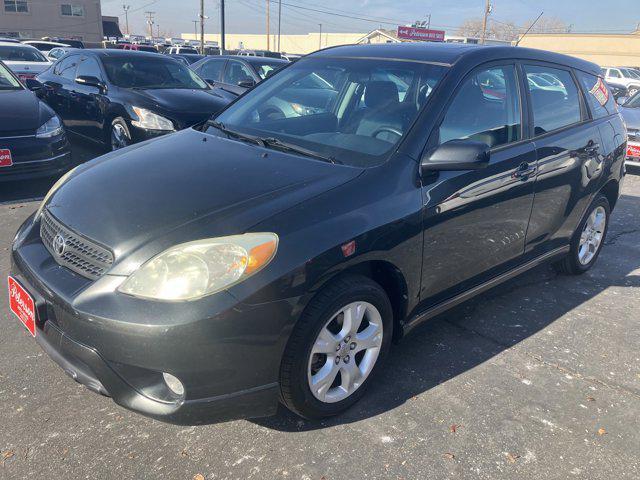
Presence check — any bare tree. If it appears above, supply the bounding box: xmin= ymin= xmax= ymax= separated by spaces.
xmin=522 ymin=16 xmax=568 ymax=34
xmin=457 ymin=17 xmax=519 ymax=42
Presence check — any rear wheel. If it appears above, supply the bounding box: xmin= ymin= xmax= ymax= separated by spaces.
xmin=280 ymin=275 xmax=393 ymax=419
xmin=554 ymin=194 xmax=610 ymax=275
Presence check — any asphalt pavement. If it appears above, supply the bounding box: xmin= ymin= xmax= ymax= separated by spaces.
xmin=1 ymin=145 xmax=639 ymax=479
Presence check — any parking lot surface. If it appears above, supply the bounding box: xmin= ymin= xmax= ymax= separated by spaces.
xmin=1 ymin=154 xmax=639 ymax=479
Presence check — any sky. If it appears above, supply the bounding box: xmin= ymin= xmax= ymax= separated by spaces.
xmin=103 ymin=0 xmax=640 ymax=38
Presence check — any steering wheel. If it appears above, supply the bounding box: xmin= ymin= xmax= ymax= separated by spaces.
xmin=371 ymin=127 xmax=403 ymax=140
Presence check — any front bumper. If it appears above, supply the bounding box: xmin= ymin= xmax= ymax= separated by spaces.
xmin=10 ymin=218 xmax=293 ymax=425
xmin=0 ymin=133 xmax=72 ymax=181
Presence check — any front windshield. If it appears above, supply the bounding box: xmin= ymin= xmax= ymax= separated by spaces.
xmin=0 ymin=45 xmax=48 ymax=62
xmin=0 ymin=62 xmax=22 ymax=90
xmin=102 ymin=56 xmax=208 ymax=89
xmin=210 ymin=57 xmax=446 ymax=167
xmin=621 ymin=68 xmax=640 ymax=79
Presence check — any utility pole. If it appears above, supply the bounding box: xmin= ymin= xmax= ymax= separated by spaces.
xmin=426 ymin=13 xmax=431 ymax=30
xmin=318 ymin=23 xmax=322 ymax=50
xmin=480 ymin=0 xmax=491 ymax=44
xmin=220 ymin=0 xmax=226 ymax=53
xmin=122 ymin=4 xmax=130 ymax=35
xmin=192 ymin=20 xmax=198 ymax=41
xmin=199 ymin=0 xmax=205 ymax=54
xmin=266 ymin=0 xmax=270 ymax=51
xmin=144 ymin=11 xmax=155 ymax=39
xmin=277 ymin=0 xmax=282 ymax=52
xmin=156 ymin=24 xmax=160 ymax=38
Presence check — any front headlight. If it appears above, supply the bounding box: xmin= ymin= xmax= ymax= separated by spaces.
xmin=36 ymin=115 xmax=64 ymax=138
xmin=118 ymin=233 xmax=278 ymax=301
xmin=34 ymin=166 xmax=78 ymax=221
xmin=131 ymin=107 xmax=174 ymax=131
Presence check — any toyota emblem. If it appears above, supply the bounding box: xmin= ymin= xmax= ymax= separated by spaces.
xmin=53 ymin=234 xmax=66 ymax=257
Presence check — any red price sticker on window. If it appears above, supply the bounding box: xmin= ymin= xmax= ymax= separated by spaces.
xmin=589 ymin=78 xmax=609 ymax=107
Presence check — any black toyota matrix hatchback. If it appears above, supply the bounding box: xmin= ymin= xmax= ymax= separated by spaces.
xmin=9 ymin=43 xmax=626 ymax=424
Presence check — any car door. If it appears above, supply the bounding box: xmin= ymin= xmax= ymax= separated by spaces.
xmin=219 ymin=59 xmax=257 ymax=95
xmin=420 ymin=62 xmax=538 ymax=305
xmin=522 ymin=63 xmax=605 ymax=258
xmin=41 ymin=54 xmax=80 ymax=130
xmin=193 ymin=58 xmax=226 ymax=86
xmin=69 ymin=55 xmax=107 ymax=139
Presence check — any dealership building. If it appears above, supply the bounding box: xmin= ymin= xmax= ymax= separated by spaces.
xmin=0 ymin=0 xmax=104 ymax=44
xmin=517 ymin=31 xmax=640 ymax=67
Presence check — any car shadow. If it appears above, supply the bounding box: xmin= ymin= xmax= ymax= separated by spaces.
xmin=252 ymin=191 xmax=640 ymax=432
xmin=0 ymin=135 xmax=102 ymax=205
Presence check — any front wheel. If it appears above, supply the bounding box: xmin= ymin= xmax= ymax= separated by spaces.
xmin=554 ymin=194 xmax=610 ymax=275
xmin=279 ymin=275 xmax=393 ymax=419
xmin=110 ymin=117 xmax=132 ymax=151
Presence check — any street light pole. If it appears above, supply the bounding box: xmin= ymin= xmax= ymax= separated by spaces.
xmin=277 ymin=0 xmax=282 ymax=52
xmin=220 ymin=0 xmax=226 ymax=53
xmin=318 ymin=23 xmax=322 ymax=50
xmin=266 ymin=0 xmax=270 ymax=51
xmin=122 ymin=4 xmax=130 ymax=35
xmin=192 ymin=20 xmax=198 ymax=41
xmin=200 ymin=0 xmax=205 ymax=54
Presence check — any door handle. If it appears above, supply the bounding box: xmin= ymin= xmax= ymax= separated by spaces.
xmin=512 ymin=162 xmax=537 ymax=180
xmin=585 ymin=142 xmax=600 ymax=155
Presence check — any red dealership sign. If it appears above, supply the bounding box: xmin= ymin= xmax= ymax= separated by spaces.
xmin=397 ymin=26 xmax=445 ymax=42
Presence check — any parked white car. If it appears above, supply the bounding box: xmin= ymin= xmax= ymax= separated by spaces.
xmin=166 ymin=46 xmax=199 ymax=55
xmin=0 ymin=41 xmax=51 ymax=81
xmin=22 ymin=40 xmax=70 ymax=53
xmin=602 ymin=67 xmax=640 ymax=98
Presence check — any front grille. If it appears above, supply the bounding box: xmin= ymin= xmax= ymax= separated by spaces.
xmin=40 ymin=210 xmax=114 ymax=280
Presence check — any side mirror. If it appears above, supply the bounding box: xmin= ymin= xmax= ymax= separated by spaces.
xmin=25 ymin=78 xmax=44 ymax=91
xmin=421 ymin=140 xmax=491 ymax=173
xmin=237 ymin=78 xmax=256 ymax=88
xmin=75 ymin=75 xmax=106 ymax=93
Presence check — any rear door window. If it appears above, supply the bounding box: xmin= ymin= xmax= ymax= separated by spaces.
xmin=76 ymin=56 xmax=103 ymax=81
xmin=196 ymin=58 xmax=226 ymax=82
xmin=222 ymin=60 xmax=254 ymax=85
xmin=54 ymin=54 xmax=80 ymax=80
xmin=438 ymin=64 xmax=521 ymax=148
xmin=524 ymin=65 xmax=582 ymax=135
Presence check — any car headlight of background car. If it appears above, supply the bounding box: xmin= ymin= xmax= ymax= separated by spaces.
xmin=36 ymin=115 xmax=64 ymax=138
xmin=130 ymin=106 xmax=175 ymax=131
xmin=118 ymin=233 xmax=278 ymax=301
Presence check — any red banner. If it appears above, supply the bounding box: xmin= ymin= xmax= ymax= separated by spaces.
xmin=397 ymin=26 xmax=445 ymax=42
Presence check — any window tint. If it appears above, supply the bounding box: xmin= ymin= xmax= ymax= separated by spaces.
xmin=0 ymin=45 xmax=47 ymax=62
xmin=438 ymin=65 xmax=521 ymax=148
xmin=54 ymin=55 xmax=80 ymax=80
xmin=608 ymin=69 xmax=621 ymax=78
xmin=222 ymin=60 xmax=254 ymax=85
xmin=76 ymin=57 xmax=103 ymax=81
xmin=576 ymin=71 xmax=616 ymax=118
xmin=197 ymin=59 xmax=225 ymax=82
xmin=102 ymin=56 xmax=208 ymax=89
xmin=525 ymin=65 xmax=582 ymax=135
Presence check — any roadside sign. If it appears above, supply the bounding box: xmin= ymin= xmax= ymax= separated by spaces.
xmin=397 ymin=26 xmax=445 ymax=42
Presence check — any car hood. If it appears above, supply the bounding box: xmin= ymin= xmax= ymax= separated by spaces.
xmin=127 ymin=88 xmax=229 ymax=125
xmin=620 ymin=105 xmax=640 ymax=130
xmin=0 ymin=89 xmax=52 ymax=133
xmin=46 ymin=128 xmax=362 ymax=275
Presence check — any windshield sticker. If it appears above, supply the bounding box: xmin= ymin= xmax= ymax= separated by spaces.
xmin=590 ymin=78 xmax=609 ymax=107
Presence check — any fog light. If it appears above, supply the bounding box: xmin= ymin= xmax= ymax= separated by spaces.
xmin=162 ymin=372 xmax=185 ymax=396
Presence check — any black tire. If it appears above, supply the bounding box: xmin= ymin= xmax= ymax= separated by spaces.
xmin=279 ymin=275 xmax=393 ymax=419
xmin=553 ymin=194 xmax=610 ymax=275
xmin=109 ymin=117 xmax=132 ymax=151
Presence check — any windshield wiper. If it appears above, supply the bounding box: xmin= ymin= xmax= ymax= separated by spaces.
xmin=207 ymin=120 xmax=266 ymax=147
xmin=260 ymin=137 xmax=341 ymax=164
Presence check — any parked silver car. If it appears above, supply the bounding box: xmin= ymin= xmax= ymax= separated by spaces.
xmin=620 ymin=92 xmax=640 ymax=167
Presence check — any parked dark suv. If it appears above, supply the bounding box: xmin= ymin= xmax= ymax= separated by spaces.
xmin=9 ymin=43 xmax=626 ymax=425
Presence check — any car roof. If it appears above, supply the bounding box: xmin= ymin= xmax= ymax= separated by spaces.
xmin=24 ymin=40 xmax=69 ymax=46
xmin=309 ymin=43 xmax=601 ymax=75
xmin=208 ymin=55 xmax=287 ymax=64
xmin=0 ymin=40 xmax=39 ymax=48
xmin=82 ymin=49 xmax=164 ymax=59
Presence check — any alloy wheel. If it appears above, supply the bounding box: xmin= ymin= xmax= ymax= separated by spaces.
xmin=111 ymin=123 xmax=130 ymax=150
xmin=307 ymin=301 xmax=383 ymax=403
xmin=578 ymin=205 xmax=606 ymax=265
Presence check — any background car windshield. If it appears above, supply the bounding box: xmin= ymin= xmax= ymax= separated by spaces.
xmin=254 ymin=61 xmax=285 ymax=79
xmin=211 ymin=57 xmax=446 ymax=167
xmin=0 ymin=62 xmax=21 ymax=89
xmin=0 ymin=46 xmax=48 ymax=62
xmin=626 ymin=92 xmax=640 ymax=108
xmin=102 ymin=56 xmax=208 ymax=89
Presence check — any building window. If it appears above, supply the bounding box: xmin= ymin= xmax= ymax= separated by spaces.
xmin=4 ymin=0 xmax=29 ymax=13
xmin=61 ymin=4 xmax=85 ymax=17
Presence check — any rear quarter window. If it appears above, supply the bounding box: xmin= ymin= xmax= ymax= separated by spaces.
xmin=576 ymin=71 xmax=616 ymax=118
